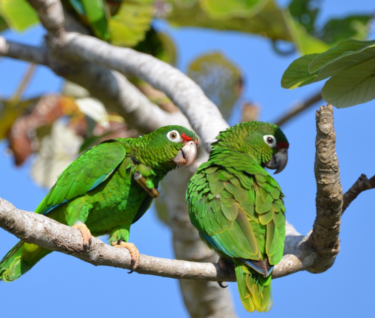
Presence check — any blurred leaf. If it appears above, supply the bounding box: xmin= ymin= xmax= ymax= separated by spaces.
xmin=62 ymin=80 xmax=90 ymax=99
xmin=288 ymin=0 xmax=320 ymax=34
xmin=31 ymin=120 xmax=83 ymax=189
xmin=109 ymin=0 xmax=153 ymax=47
xmin=0 ymin=98 xmax=36 ymax=141
xmin=7 ymin=95 xmax=83 ymax=166
xmin=0 ymin=0 xmax=39 ymax=31
xmin=285 ymin=12 xmax=329 ymax=55
xmin=281 ymin=54 xmax=319 ymax=89
xmin=167 ymin=0 xmax=294 ymax=42
xmin=68 ymin=0 xmax=85 ymax=15
xmin=81 ymin=0 xmax=110 ymax=40
xmin=201 ymin=0 xmax=267 ymax=19
xmin=133 ymin=27 xmax=177 ymax=64
xmin=188 ymin=52 xmax=242 ymax=120
xmin=0 ymin=14 xmax=8 ymax=32
xmin=320 ymin=15 xmax=373 ymax=45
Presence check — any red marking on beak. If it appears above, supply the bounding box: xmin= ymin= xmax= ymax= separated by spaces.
xmin=181 ymin=132 xmax=193 ymax=143
xmin=278 ymin=142 xmax=289 ymax=150
xmin=195 ymin=139 xmax=198 ymax=145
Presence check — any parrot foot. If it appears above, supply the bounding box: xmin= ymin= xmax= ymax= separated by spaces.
xmin=112 ymin=239 xmax=140 ymax=273
xmin=72 ymin=222 xmax=92 ymax=251
xmin=217 ymin=257 xmax=231 ymax=288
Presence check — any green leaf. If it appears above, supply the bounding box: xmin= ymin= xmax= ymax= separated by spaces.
xmin=0 ymin=0 xmax=39 ymax=31
xmin=285 ymin=12 xmax=330 ymax=55
xmin=201 ymin=0 xmax=267 ymax=19
xmin=281 ymin=54 xmax=319 ymax=89
xmin=108 ymin=0 xmax=153 ymax=47
xmin=320 ymin=15 xmax=373 ymax=45
xmin=188 ymin=52 xmax=242 ymax=120
xmin=309 ymin=39 xmax=375 ymax=73
xmin=288 ymin=0 xmax=319 ymax=34
xmin=81 ymin=0 xmax=110 ymax=40
xmin=133 ymin=27 xmax=177 ymax=64
xmin=167 ymin=0 xmax=294 ymax=42
xmin=0 ymin=14 xmax=8 ymax=32
xmin=322 ymin=56 xmax=375 ymax=108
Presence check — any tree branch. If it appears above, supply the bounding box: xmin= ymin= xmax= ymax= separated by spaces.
xmin=0 ymin=37 xmax=47 ymax=65
xmin=274 ymin=91 xmax=322 ymax=127
xmin=0 ymin=197 xmax=233 ymax=282
xmin=342 ymin=174 xmax=375 ymax=213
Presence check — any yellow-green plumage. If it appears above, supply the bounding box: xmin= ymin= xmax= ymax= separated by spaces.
xmin=186 ymin=121 xmax=289 ymax=312
xmin=1 ymin=125 xmax=197 ymax=282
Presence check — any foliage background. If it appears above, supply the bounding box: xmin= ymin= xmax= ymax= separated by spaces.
xmin=1 ymin=0 xmax=375 ymax=317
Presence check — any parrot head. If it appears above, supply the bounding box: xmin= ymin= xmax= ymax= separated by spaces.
xmin=144 ymin=125 xmax=198 ymax=168
xmin=214 ymin=121 xmax=289 ymax=174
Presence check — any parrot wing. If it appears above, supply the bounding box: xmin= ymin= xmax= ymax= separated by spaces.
xmin=187 ymin=151 xmax=286 ymax=265
xmin=35 ymin=140 xmax=127 ymax=215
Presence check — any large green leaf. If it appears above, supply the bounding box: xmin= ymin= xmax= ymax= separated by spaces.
xmin=320 ymin=15 xmax=373 ymax=45
xmin=81 ymin=0 xmax=110 ymax=40
xmin=281 ymin=54 xmax=319 ymax=89
xmin=201 ymin=0 xmax=267 ymax=19
xmin=167 ymin=0 xmax=294 ymax=42
xmin=282 ymin=39 xmax=375 ymax=108
xmin=309 ymin=39 xmax=375 ymax=73
xmin=0 ymin=0 xmax=39 ymax=31
xmin=188 ymin=52 xmax=242 ymax=120
xmin=109 ymin=0 xmax=153 ymax=47
xmin=322 ymin=56 xmax=375 ymax=108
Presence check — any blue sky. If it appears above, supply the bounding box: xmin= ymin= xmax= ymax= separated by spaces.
xmin=1 ymin=1 xmax=375 ymax=317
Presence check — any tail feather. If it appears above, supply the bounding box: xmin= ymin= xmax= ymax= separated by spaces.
xmin=234 ymin=260 xmax=273 ymax=312
xmin=0 ymin=241 xmax=51 ymax=282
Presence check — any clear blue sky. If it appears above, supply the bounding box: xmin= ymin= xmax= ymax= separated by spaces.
xmin=1 ymin=1 xmax=375 ymax=317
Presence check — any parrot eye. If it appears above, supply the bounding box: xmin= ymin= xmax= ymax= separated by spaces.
xmin=263 ymin=135 xmax=276 ymax=147
xmin=167 ymin=130 xmax=182 ymax=143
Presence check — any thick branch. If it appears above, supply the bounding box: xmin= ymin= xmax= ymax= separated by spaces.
xmin=274 ymin=91 xmax=322 ymax=127
xmin=59 ymin=32 xmax=228 ymax=151
xmin=0 ymin=197 xmax=233 ymax=282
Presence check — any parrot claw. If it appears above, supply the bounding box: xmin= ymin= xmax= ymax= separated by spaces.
xmin=218 ymin=281 xmax=228 ymax=288
xmin=72 ymin=222 xmax=92 ymax=251
xmin=112 ymin=240 xmax=140 ymax=273
xmin=218 ymin=256 xmax=231 ymax=272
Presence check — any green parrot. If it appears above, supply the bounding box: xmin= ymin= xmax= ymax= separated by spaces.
xmin=1 ymin=125 xmax=198 ymax=282
xmin=186 ymin=121 xmax=289 ymax=312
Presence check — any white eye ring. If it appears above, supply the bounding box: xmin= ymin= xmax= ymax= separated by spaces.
xmin=263 ymin=135 xmax=276 ymax=147
xmin=167 ymin=130 xmax=182 ymax=143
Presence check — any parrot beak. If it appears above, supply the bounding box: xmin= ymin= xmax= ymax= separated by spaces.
xmin=264 ymin=148 xmax=288 ymax=174
xmin=172 ymin=141 xmax=197 ymax=167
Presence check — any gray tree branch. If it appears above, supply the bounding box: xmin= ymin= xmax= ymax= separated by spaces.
xmin=274 ymin=91 xmax=322 ymax=127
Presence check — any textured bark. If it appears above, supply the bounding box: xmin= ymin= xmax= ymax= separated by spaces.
xmin=309 ymin=105 xmax=343 ymax=273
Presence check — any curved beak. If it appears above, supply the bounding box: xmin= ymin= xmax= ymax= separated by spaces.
xmin=264 ymin=148 xmax=288 ymax=174
xmin=172 ymin=141 xmax=197 ymax=167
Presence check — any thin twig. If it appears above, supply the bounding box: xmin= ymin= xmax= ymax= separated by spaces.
xmin=275 ymin=91 xmax=322 ymax=127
